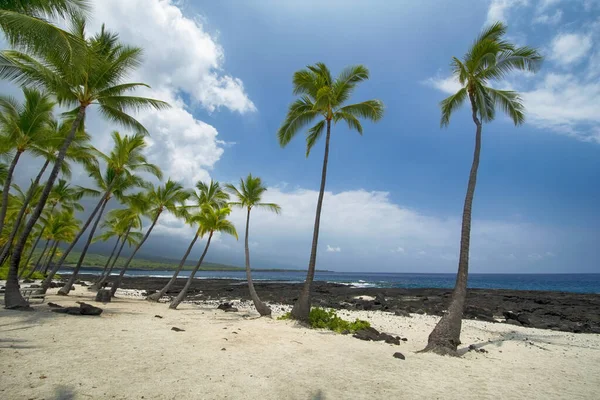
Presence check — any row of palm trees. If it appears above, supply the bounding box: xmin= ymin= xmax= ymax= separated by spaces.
xmin=0 ymin=0 xmax=543 ymax=355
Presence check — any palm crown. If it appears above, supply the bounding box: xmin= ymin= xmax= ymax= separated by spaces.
xmin=440 ymin=22 xmax=543 ymax=127
xmin=197 ymin=205 xmax=238 ymax=240
xmin=278 ymin=62 xmax=384 ymax=156
xmin=146 ymin=179 xmax=191 ymax=219
xmin=0 ymin=19 xmax=169 ymax=133
xmin=225 ymin=174 xmax=281 ymax=213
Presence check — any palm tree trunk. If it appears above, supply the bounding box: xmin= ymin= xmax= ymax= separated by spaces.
xmin=94 ymin=226 xmax=131 ymax=290
xmin=40 ymin=182 xmax=113 ymax=293
xmin=422 ymin=95 xmax=482 ymax=356
xmin=24 ymin=238 xmax=50 ymax=279
xmin=147 ymin=231 xmax=199 ymax=302
xmin=0 ymin=150 xmax=23 ymax=236
xmin=169 ymin=232 xmax=213 ymax=309
xmin=58 ymin=196 xmax=109 ymax=295
xmin=244 ymin=207 xmax=271 ymax=316
xmin=109 ymin=212 xmax=162 ymax=297
xmin=291 ymin=119 xmax=331 ymax=321
xmin=42 ymin=241 xmax=60 ymax=276
xmin=4 ymin=105 xmax=86 ymax=310
xmin=0 ymin=159 xmax=50 ymax=265
xmin=22 ymin=229 xmax=46 ymax=277
xmin=89 ymin=235 xmax=121 ymax=291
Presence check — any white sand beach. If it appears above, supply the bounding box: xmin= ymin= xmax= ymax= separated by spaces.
xmin=1 ymin=284 xmax=599 ymax=400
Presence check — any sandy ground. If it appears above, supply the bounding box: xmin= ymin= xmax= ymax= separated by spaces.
xmin=1 ymin=283 xmax=600 ymax=400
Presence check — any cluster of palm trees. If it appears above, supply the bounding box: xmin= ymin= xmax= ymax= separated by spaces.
xmin=0 ymin=1 xmax=543 ymax=356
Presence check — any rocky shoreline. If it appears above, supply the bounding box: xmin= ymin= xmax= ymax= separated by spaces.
xmin=77 ymin=274 xmax=600 ymax=334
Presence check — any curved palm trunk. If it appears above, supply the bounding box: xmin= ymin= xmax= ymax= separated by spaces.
xmin=58 ymin=197 xmax=109 ymax=295
xmin=244 ymin=207 xmax=271 ymax=316
xmin=93 ymin=227 xmax=131 ymax=290
xmin=422 ymin=96 xmax=482 ymax=356
xmin=0 ymin=150 xmax=23 ymax=236
xmin=4 ymin=105 xmax=85 ymax=310
xmin=89 ymin=235 xmax=121 ymax=290
xmin=0 ymin=159 xmax=50 ymax=266
xmin=109 ymin=212 xmax=161 ymax=297
xmin=24 ymin=238 xmax=50 ymax=279
xmin=40 ymin=183 xmax=112 ymax=293
xmin=291 ymin=119 xmax=331 ymax=321
xmin=147 ymin=231 xmax=199 ymax=302
xmin=169 ymin=232 xmax=213 ymax=309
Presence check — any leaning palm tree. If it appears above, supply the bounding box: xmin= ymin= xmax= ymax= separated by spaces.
xmin=1 ymin=21 xmax=169 ymax=309
xmin=278 ymin=63 xmax=384 ymax=321
xmin=422 ymin=22 xmax=542 ymax=356
xmin=225 ymin=174 xmax=281 ymax=316
xmin=89 ymin=216 xmax=144 ymax=289
xmin=0 ymin=87 xmax=55 ymax=236
xmin=90 ymin=198 xmax=144 ymax=291
xmin=169 ymin=205 xmax=238 ymax=309
xmin=34 ymin=210 xmax=80 ymax=277
xmin=109 ymin=180 xmax=191 ymax=297
xmin=147 ymin=180 xmax=229 ymax=302
xmin=22 ymin=179 xmax=83 ymax=271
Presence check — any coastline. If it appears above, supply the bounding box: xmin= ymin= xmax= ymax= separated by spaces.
xmin=72 ymin=274 xmax=600 ymax=334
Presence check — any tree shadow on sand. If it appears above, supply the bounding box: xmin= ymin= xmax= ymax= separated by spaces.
xmin=456 ymin=328 xmax=597 ymax=356
xmin=52 ymin=385 xmax=76 ymax=400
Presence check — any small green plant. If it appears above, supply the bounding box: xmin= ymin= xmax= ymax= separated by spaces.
xmin=279 ymin=307 xmax=370 ymax=333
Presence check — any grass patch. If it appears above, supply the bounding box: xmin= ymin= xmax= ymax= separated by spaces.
xmin=278 ymin=307 xmax=370 ymax=334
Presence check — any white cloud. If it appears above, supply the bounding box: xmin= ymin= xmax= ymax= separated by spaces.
xmin=326 ymin=245 xmax=341 ymax=253
xmin=533 ymin=9 xmax=563 ymax=25
xmin=81 ymin=0 xmax=255 ymax=186
xmin=423 ymin=76 xmax=462 ymax=95
xmin=538 ymin=0 xmax=561 ymax=11
xmin=149 ymin=186 xmax=564 ymax=271
xmin=521 ymin=73 xmax=600 ymax=142
xmin=486 ymin=0 xmax=529 ymax=25
xmin=549 ymin=33 xmax=593 ymax=66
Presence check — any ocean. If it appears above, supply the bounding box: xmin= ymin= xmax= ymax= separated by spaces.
xmin=64 ymin=268 xmax=600 ymax=294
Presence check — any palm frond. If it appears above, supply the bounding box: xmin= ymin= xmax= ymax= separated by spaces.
xmin=440 ymin=88 xmax=468 ymax=127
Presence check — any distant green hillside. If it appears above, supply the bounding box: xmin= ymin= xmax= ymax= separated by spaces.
xmin=34 ymin=250 xmax=329 ymax=272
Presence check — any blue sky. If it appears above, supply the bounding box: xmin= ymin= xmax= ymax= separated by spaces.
xmin=8 ymin=0 xmax=600 ymax=273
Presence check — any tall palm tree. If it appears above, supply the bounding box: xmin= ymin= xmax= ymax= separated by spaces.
xmin=147 ymin=180 xmax=229 ymax=302
xmin=169 ymin=205 xmax=237 ymax=309
xmin=1 ymin=22 xmax=169 ymax=309
xmin=0 ymin=0 xmax=89 ymax=63
xmin=90 ymin=199 xmax=144 ymax=290
xmin=57 ymin=133 xmax=160 ymax=295
xmin=0 ymin=87 xmax=55 ymax=236
xmin=422 ymin=22 xmax=542 ymax=355
xmin=278 ymin=63 xmax=384 ymax=321
xmin=109 ymin=180 xmax=191 ymax=297
xmin=225 ymin=174 xmax=281 ymax=316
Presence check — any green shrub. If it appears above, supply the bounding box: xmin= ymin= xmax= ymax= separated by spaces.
xmin=279 ymin=307 xmax=371 ymax=334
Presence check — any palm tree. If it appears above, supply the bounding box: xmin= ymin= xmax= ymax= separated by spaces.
xmin=90 ymin=199 xmax=144 ymax=290
xmin=422 ymin=22 xmax=542 ymax=355
xmin=0 ymin=0 xmax=89 ymax=63
xmin=225 ymin=174 xmax=281 ymax=316
xmin=89 ymin=216 xmax=143 ymax=289
xmin=57 ymin=132 xmax=160 ymax=295
xmin=109 ymin=180 xmax=191 ymax=297
xmin=169 ymin=205 xmax=237 ymax=309
xmin=22 ymin=179 xmax=83 ymax=271
xmin=147 ymin=180 xmax=229 ymax=302
xmin=34 ymin=210 xmax=80 ymax=277
xmin=1 ymin=22 xmax=169 ymax=308
xmin=278 ymin=63 xmax=384 ymax=321
xmin=0 ymin=87 xmax=55 ymax=236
